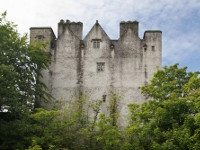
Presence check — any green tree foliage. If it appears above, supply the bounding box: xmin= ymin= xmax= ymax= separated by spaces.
xmin=30 ymin=108 xmax=62 ymax=149
xmin=26 ymin=140 xmax=42 ymax=150
xmin=95 ymin=114 xmax=123 ymax=150
xmin=0 ymin=12 xmax=50 ymax=149
xmin=29 ymin=93 xmax=124 ymax=150
xmin=109 ymin=91 xmax=121 ymax=126
xmin=127 ymin=64 xmax=200 ymax=149
xmin=32 ymin=96 xmax=92 ymax=149
xmin=0 ymin=11 xmax=50 ymax=114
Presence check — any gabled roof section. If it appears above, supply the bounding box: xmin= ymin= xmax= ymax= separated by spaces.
xmin=84 ymin=20 xmax=110 ymax=40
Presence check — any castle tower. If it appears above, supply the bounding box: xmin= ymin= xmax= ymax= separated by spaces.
xmin=120 ymin=21 xmax=139 ymax=37
xmin=30 ymin=27 xmax=56 ymax=93
xmin=143 ymin=31 xmax=162 ymax=82
xmin=51 ymin=20 xmax=83 ymax=101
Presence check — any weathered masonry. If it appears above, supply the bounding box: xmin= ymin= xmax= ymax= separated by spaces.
xmin=30 ymin=20 xmax=162 ymax=126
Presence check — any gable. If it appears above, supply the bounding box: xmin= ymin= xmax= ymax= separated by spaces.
xmin=84 ymin=21 xmax=110 ymax=41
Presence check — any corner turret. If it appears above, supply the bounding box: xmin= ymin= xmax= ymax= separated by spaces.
xmin=30 ymin=27 xmax=56 ymax=53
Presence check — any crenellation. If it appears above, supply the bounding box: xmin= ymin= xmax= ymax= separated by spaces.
xmin=58 ymin=19 xmax=83 ymax=40
xmin=120 ymin=20 xmax=139 ymax=37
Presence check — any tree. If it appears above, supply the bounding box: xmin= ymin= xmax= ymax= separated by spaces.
xmin=126 ymin=64 xmax=200 ymax=149
xmin=0 ymin=11 xmax=50 ymax=149
xmin=29 ymin=92 xmax=124 ymax=150
xmin=29 ymin=95 xmax=96 ymax=150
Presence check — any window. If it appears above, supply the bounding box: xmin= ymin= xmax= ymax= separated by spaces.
xmin=97 ymin=62 xmax=105 ymax=72
xmin=93 ymin=40 xmax=101 ymax=48
xmin=103 ymin=95 xmax=107 ymax=102
xmin=143 ymin=44 xmax=147 ymax=51
xmin=35 ymin=35 xmax=44 ymax=42
xmin=152 ymin=46 xmax=155 ymax=51
xmin=51 ymin=41 xmax=55 ymax=49
xmin=110 ymin=44 xmax=114 ymax=49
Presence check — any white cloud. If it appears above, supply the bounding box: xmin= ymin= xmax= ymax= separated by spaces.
xmin=0 ymin=0 xmax=200 ymax=71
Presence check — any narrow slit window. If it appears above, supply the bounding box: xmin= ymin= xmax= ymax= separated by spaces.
xmin=103 ymin=95 xmax=107 ymax=102
xmin=152 ymin=46 xmax=155 ymax=51
xmin=143 ymin=44 xmax=147 ymax=51
xmin=51 ymin=41 xmax=55 ymax=48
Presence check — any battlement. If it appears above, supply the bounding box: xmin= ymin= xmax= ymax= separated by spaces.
xmin=58 ymin=19 xmax=83 ymax=39
xmin=58 ymin=19 xmax=83 ymax=25
xmin=120 ymin=20 xmax=139 ymax=37
xmin=30 ymin=27 xmax=56 ymax=39
xmin=143 ymin=30 xmax=162 ymax=41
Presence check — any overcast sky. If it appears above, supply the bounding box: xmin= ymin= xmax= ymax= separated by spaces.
xmin=1 ymin=0 xmax=200 ymax=72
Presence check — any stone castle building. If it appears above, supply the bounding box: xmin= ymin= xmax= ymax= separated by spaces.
xmin=30 ymin=20 xmax=162 ymax=126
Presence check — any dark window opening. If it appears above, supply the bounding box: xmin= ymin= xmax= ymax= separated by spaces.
xmin=80 ymin=92 xmax=83 ymax=96
xmin=35 ymin=35 xmax=44 ymax=42
xmin=81 ymin=44 xmax=84 ymax=48
xmin=51 ymin=41 xmax=55 ymax=49
xmin=103 ymin=95 xmax=107 ymax=102
xmin=152 ymin=46 xmax=155 ymax=51
xmin=143 ymin=44 xmax=147 ymax=52
xmin=97 ymin=62 xmax=105 ymax=72
xmin=110 ymin=44 xmax=114 ymax=49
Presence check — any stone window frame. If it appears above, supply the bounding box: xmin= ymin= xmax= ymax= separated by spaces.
xmin=97 ymin=62 xmax=105 ymax=72
xmin=92 ymin=39 xmax=102 ymax=48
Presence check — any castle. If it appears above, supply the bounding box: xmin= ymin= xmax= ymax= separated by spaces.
xmin=30 ymin=20 xmax=162 ymax=126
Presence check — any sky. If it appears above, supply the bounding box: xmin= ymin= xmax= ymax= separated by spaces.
xmin=1 ymin=0 xmax=200 ymax=72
